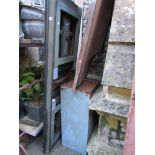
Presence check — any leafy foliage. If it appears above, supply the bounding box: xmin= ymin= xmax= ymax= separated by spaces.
xmin=19 ymin=72 xmax=35 ymax=86
xmin=19 ymin=71 xmax=43 ymax=105
xmin=33 ymin=83 xmax=42 ymax=96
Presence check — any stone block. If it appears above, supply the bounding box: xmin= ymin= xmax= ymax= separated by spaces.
xmin=119 ymin=133 xmax=125 ymax=140
xmin=108 ymin=0 xmax=135 ymax=42
xmin=96 ymin=115 xmax=127 ymax=154
xmin=108 ymin=86 xmax=131 ymax=98
xmin=102 ymin=85 xmax=131 ymax=105
xmin=120 ymin=127 xmax=126 ymax=133
xmin=109 ymin=129 xmax=117 ymax=139
xmin=102 ymin=43 xmax=135 ymax=89
xmin=109 ymin=139 xmax=124 ymax=149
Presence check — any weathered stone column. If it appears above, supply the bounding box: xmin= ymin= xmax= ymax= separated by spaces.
xmin=88 ymin=0 xmax=135 ymax=154
xmin=102 ymin=0 xmax=135 ymax=91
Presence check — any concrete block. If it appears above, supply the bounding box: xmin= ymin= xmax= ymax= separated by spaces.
xmin=61 ymin=79 xmax=99 ymax=155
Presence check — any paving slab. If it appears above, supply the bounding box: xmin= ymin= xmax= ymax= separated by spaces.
xmin=26 ymin=135 xmax=80 ymax=155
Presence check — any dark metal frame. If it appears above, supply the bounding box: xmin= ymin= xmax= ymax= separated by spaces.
xmin=43 ymin=0 xmax=56 ymax=153
xmin=54 ymin=0 xmax=81 ymax=74
xmin=43 ymin=0 xmax=81 ymax=153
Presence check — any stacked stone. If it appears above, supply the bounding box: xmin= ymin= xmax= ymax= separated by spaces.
xmin=102 ymin=0 xmax=135 ymax=93
xmin=98 ymin=117 xmax=127 ymax=150
xmin=87 ymin=112 xmax=128 ymax=155
xmin=88 ymin=0 xmax=135 ymax=154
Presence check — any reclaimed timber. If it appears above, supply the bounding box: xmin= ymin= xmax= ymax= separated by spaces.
xmin=20 ymin=119 xmax=39 ymax=127
xmin=73 ymin=0 xmax=115 ymax=89
xmin=19 ymin=39 xmax=44 ymax=47
xmin=19 ymin=116 xmax=43 ymax=137
xmin=53 ymin=74 xmax=71 ymax=90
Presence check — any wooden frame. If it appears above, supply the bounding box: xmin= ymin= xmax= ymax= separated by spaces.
xmin=73 ymin=0 xmax=115 ymax=89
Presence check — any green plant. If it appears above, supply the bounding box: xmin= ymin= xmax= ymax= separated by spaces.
xmin=19 ymin=72 xmax=35 ymax=87
xmin=19 ymin=71 xmax=43 ymax=106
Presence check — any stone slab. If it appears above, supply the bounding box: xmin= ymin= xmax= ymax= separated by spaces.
xmin=19 ymin=116 xmax=43 ymax=137
xmin=89 ymin=86 xmax=130 ymax=118
xmin=27 ymin=135 xmax=80 ymax=155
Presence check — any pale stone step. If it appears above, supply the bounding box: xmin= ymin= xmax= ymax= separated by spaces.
xmin=89 ymin=86 xmax=129 ymax=118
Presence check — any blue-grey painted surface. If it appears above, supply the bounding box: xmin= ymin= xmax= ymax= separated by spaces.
xmin=61 ymin=87 xmax=95 ymax=155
